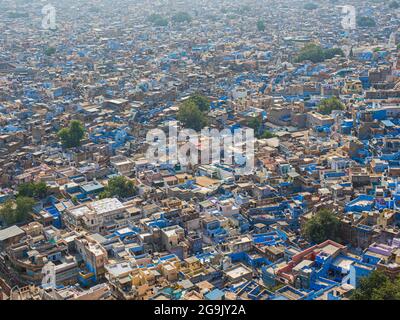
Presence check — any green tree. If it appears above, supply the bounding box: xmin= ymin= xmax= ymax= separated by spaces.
xmin=0 ymin=197 xmax=35 ymax=226
xmin=260 ymin=130 xmax=276 ymax=139
xmin=18 ymin=181 xmax=49 ymax=199
xmin=178 ymin=101 xmax=208 ymax=131
xmin=246 ymin=117 xmax=276 ymax=138
xmin=172 ymin=12 xmax=192 ymax=23
xmin=0 ymin=201 xmax=17 ymax=226
xmin=247 ymin=117 xmax=262 ymax=136
xmin=371 ymin=280 xmax=400 ymax=300
xmin=34 ymin=182 xmax=49 ymax=199
xmin=389 ymin=1 xmax=400 ymax=9
xmin=295 ymin=44 xmax=344 ymax=63
xmin=324 ymin=48 xmax=344 ymax=59
xmin=317 ymin=96 xmax=345 ymax=115
xmin=45 ymin=47 xmax=56 ymax=56
xmin=58 ymin=120 xmax=85 ymax=148
xmin=304 ymin=3 xmax=318 ymax=10
xmin=15 ymin=197 xmax=35 ymax=223
xmin=351 ymin=270 xmax=400 ymax=300
xmin=186 ymin=94 xmax=211 ymax=112
xmin=237 ymin=5 xmax=251 ymax=14
xmin=71 ymin=196 xmax=78 ymax=205
xmin=8 ymin=11 xmax=29 ymax=19
xmin=257 ymin=20 xmax=266 ymax=32
xmin=17 ymin=183 xmax=35 ymax=198
xmin=357 ymin=16 xmax=376 ymax=28
xmin=304 ymin=209 xmax=341 ymax=243
xmin=101 ymin=176 xmax=137 ymax=199
xmin=295 ymin=44 xmax=325 ymax=63
xmin=147 ymin=14 xmax=168 ymax=27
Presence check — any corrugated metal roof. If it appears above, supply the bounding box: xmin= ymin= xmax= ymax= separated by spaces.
xmin=0 ymin=225 xmax=24 ymax=242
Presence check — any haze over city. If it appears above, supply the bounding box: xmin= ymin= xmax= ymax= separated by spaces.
xmin=0 ymin=0 xmax=399 ymax=302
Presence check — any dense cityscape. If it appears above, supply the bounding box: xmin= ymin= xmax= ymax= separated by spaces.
xmin=0 ymin=0 xmax=399 ymax=301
